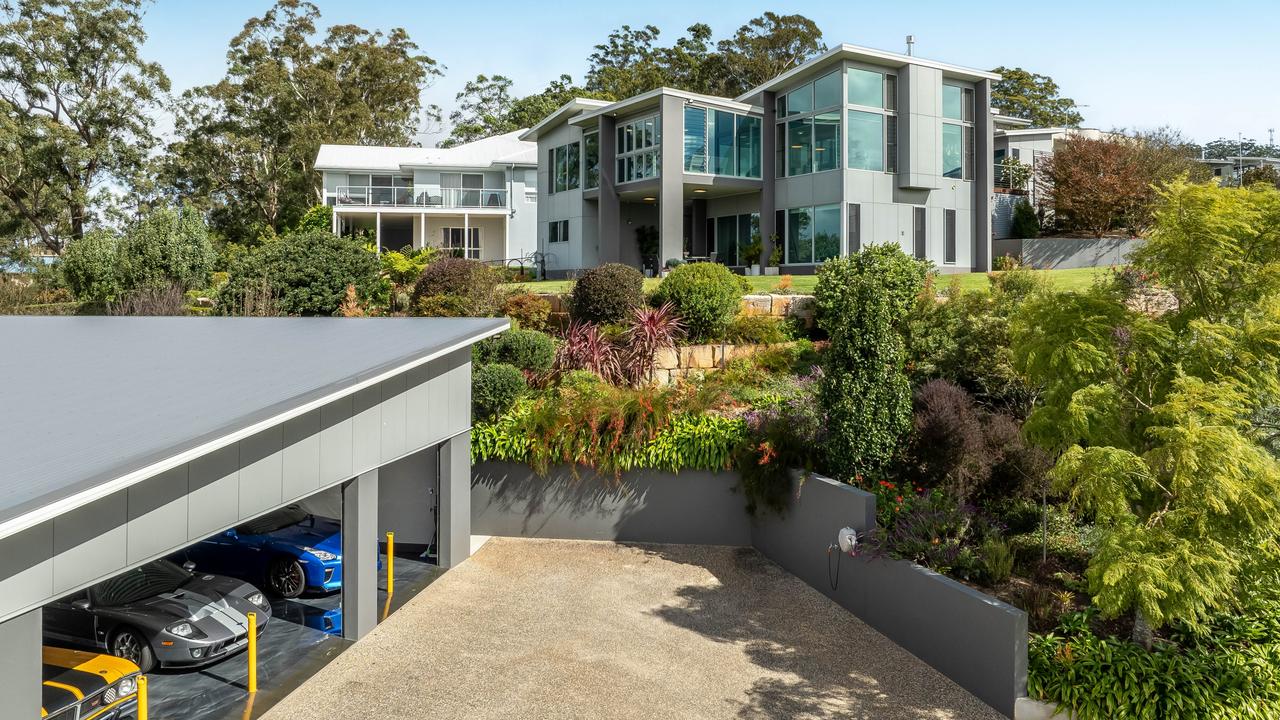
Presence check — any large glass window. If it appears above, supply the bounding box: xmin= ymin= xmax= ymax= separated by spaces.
xmin=684 ymin=106 xmax=707 ymax=173
xmin=736 ymin=115 xmax=761 ymax=179
xmin=847 ymin=110 xmax=884 ymax=171
xmin=584 ymin=132 xmax=599 ymax=189
xmin=942 ymin=122 xmax=964 ymax=179
xmin=712 ymin=109 xmax=735 ymax=176
xmin=787 ymin=84 xmax=813 ymax=115
xmin=443 ymin=227 xmax=481 ymax=259
xmin=848 ymin=68 xmax=884 ymax=108
xmin=787 ymin=118 xmax=812 ymax=176
xmin=814 ymin=71 xmax=841 ymax=109
xmin=550 ymin=141 xmax=580 ymax=193
xmin=813 ymin=204 xmax=841 ymax=262
xmin=616 ymin=114 xmax=660 ymax=183
xmin=813 ymin=112 xmax=840 ymax=172
xmin=787 ymin=207 xmax=812 ymax=264
xmin=943 ymin=85 xmax=964 ymax=121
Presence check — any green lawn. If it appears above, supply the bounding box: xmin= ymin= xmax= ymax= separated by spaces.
xmin=505 ymin=266 xmax=1109 ymax=296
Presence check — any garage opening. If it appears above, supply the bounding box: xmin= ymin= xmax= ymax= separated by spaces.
xmin=0 ymin=317 xmax=504 ymax=720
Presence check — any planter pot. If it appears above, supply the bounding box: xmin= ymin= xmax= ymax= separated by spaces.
xmin=644 ymin=269 xmax=654 ymax=278
xmin=764 ymin=267 xmax=780 ymax=276
xmin=747 ymin=265 xmax=761 ymax=276
xmin=660 ymin=269 xmax=671 ymax=278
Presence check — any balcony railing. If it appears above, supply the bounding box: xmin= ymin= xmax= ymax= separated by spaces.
xmin=331 ymin=185 xmax=508 ymax=209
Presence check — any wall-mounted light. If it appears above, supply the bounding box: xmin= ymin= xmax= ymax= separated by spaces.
xmin=693 ymin=188 xmax=707 ymax=194
xmin=642 ymin=196 xmax=656 ymax=202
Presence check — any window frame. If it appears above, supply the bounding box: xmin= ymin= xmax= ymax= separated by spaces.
xmin=782 ymin=203 xmax=841 ymax=266
xmin=942 ymin=83 xmax=975 ymax=181
xmin=442 ymin=227 xmax=481 ymax=259
xmin=546 ymin=219 xmax=569 ymax=244
xmin=616 ymin=113 xmax=661 ymax=184
xmin=844 ymin=62 xmax=897 ymax=175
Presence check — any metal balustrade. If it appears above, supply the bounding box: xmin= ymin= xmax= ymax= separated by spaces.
xmin=331 ymin=185 xmax=509 ymax=209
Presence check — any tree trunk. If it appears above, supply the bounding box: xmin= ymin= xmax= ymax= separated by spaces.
xmin=1131 ymin=609 xmax=1154 ymax=650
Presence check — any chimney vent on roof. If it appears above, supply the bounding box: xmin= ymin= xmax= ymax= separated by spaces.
xmin=905 ymin=35 xmax=915 ymax=56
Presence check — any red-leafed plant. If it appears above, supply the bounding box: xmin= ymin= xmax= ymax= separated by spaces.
xmin=552 ymin=321 xmax=623 ymax=384
xmin=620 ymin=302 xmax=684 ymax=386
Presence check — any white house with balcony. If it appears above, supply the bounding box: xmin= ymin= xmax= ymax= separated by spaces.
xmin=315 ymin=131 xmax=538 ymax=262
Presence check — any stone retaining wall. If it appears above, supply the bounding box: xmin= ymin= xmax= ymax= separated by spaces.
xmin=651 ymin=343 xmax=774 ymax=385
xmin=533 ymin=292 xmax=816 ymax=328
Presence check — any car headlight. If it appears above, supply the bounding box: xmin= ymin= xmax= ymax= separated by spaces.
xmin=247 ymin=592 xmax=269 ymax=609
xmin=166 ymin=621 xmax=204 ymax=638
xmin=117 ymin=675 xmax=138 ymax=696
xmin=304 ymin=547 xmax=339 ymax=561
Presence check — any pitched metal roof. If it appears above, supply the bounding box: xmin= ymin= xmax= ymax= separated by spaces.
xmin=0 ymin=316 xmax=507 ymax=540
xmin=314 ymin=131 xmax=537 ymax=172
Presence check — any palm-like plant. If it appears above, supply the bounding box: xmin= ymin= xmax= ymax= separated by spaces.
xmin=621 ymin=302 xmax=684 ymax=385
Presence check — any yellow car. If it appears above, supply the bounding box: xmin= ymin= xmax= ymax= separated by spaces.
xmin=41 ymin=646 xmax=140 ymax=720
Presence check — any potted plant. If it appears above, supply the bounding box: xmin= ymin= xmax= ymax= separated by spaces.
xmin=764 ymin=235 xmax=782 ymax=275
xmin=743 ymin=239 xmax=763 ymax=276
xmin=662 ymin=257 xmax=684 ymax=277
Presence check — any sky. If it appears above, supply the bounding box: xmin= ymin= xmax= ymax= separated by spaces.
xmin=139 ymin=0 xmax=1280 ymax=149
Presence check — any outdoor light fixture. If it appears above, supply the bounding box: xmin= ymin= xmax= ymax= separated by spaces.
xmin=642 ymin=196 xmax=656 ymax=202
xmin=693 ymin=188 xmax=707 ymax=193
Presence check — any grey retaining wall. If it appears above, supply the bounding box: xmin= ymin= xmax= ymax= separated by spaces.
xmin=993 ymin=236 xmax=1143 ymax=270
xmin=470 ymin=463 xmax=1027 ymax=717
xmin=471 ymin=461 xmax=751 ymax=546
xmin=751 ymin=474 xmax=1028 ymax=718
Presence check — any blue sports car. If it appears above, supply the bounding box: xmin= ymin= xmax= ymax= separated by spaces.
xmin=177 ymin=505 xmax=342 ymax=599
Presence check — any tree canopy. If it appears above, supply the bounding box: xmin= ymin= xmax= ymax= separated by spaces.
xmin=442 ymin=74 xmax=608 ymax=148
xmin=0 ymin=0 xmax=169 ymax=254
xmin=162 ymin=0 xmax=441 ymax=243
xmin=991 ymin=66 xmax=1083 ymax=128
xmin=1012 ymin=180 xmax=1280 ymax=640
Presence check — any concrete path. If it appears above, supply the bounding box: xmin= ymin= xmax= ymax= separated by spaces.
xmin=261 ymin=538 xmax=1003 ymax=720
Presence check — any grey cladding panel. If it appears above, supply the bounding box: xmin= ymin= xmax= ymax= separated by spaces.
xmin=127 ymin=466 xmax=189 ymax=564
xmin=319 ymin=396 xmax=355 ymax=486
xmin=353 ymin=386 xmax=382 ymax=472
xmin=380 ymin=374 xmax=408 ymax=462
xmin=53 ymin=492 xmax=127 ymax=594
xmin=188 ymin=444 xmax=239 ymax=539
xmin=0 ymin=523 xmax=53 ymax=620
xmin=282 ymin=410 xmax=322 ymax=502
xmin=239 ymin=426 xmax=283 ymax=517
xmin=404 ymin=362 xmax=433 ymax=449
xmin=425 ymin=357 xmax=450 ymax=441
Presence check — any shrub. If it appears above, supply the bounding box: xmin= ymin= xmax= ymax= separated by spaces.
xmin=411 ymin=256 xmax=502 ymax=316
xmin=219 ymin=231 xmax=380 ymax=315
xmin=736 ymin=366 xmax=827 ymax=513
xmin=116 ymin=205 xmax=215 ymax=293
xmin=552 ymin=321 xmax=623 ymax=384
xmin=61 ymin=230 xmax=122 ymax=303
xmin=816 ymin=246 xmax=928 ymax=481
xmin=568 ymin=263 xmax=644 ymax=324
xmin=980 ymin=538 xmax=1014 ymax=585
xmin=474 ymin=329 xmax=556 ymax=373
xmin=652 ymin=262 xmax=747 ymax=342
xmin=471 ymin=363 xmax=527 ymax=421
xmin=294 ymin=204 xmax=333 ymax=233
xmin=1010 ymin=199 xmax=1040 ymax=239
xmin=723 ymin=313 xmax=792 ymax=345
xmin=618 ymin=303 xmax=683 ymax=385
xmin=501 ymin=292 xmax=552 ymax=331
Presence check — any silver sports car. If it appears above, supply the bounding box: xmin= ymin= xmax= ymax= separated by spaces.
xmin=43 ymin=559 xmax=272 ymax=672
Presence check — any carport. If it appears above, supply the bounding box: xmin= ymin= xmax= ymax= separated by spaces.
xmin=0 ymin=316 xmax=506 ymax=718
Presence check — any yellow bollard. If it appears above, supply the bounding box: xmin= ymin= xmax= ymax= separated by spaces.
xmin=247 ymin=611 xmax=257 ymax=694
xmin=386 ymin=531 xmax=395 ymax=596
xmin=137 ymin=674 xmax=148 ymax=720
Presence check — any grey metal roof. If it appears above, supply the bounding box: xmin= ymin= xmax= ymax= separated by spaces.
xmin=0 ymin=316 xmax=506 ymax=539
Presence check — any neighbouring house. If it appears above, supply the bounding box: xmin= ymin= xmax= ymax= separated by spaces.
xmin=315 ymin=132 xmax=539 ymax=263
xmin=1196 ymin=155 xmax=1280 ymax=186
xmin=991 ymin=119 xmax=1108 ymax=239
xmin=521 ymin=44 xmax=1001 ymax=278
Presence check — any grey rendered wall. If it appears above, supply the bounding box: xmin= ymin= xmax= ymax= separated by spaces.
xmin=750 ymin=474 xmax=1027 ymax=718
xmin=0 ymin=349 xmax=473 ymax=624
xmin=0 ymin=610 xmax=39 ymax=719
xmin=537 ymin=122 xmax=589 ymax=273
xmin=471 ymin=462 xmax=751 ymax=546
xmin=1009 ymin=236 xmax=1143 ymax=269
xmin=376 ymin=445 xmax=437 ymax=549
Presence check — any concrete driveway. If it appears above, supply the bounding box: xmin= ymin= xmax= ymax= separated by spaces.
xmin=261 ymin=538 xmax=1003 ymax=720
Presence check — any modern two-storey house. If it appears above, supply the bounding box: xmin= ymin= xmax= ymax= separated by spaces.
xmin=315 ymin=131 xmax=538 ymax=261
xmin=521 ymin=44 xmax=1000 ymax=277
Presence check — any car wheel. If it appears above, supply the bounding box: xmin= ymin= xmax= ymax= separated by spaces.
xmin=111 ymin=628 xmax=155 ymax=673
xmin=268 ymin=557 xmax=307 ymax=598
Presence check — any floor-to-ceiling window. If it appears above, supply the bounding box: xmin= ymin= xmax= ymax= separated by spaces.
xmin=846 ymin=66 xmax=896 ymax=173
xmin=785 ymin=203 xmax=841 ymax=265
xmin=617 ymin=114 xmax=660 ymax=183
xmin=583 ymin=131 xmax=600 ymax=189
xmin=777 ymin=70 xmax=842 ymax=178
xmin=942 ymin=84 xmax=974 ymax=180
xmin=549 ymin=142 xmax=581 ymax=193
xmin=711 ymin=212 xmax=759 ymax=266
xmin=684 ymin=105 xmax=762 ymax=179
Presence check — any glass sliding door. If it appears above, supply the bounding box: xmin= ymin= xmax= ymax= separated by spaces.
xmin=716 ymin=215 xmax=738 ymax=265
xmin=813 ymin=204 xmax=841 ymax=262
xmin=787 ymin=207 xmax=813 ymax=264
xmin=712 ymin=109 xmax=735 ymax=176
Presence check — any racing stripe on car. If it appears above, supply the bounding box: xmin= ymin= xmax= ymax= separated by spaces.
xmin=163 ymin=589 xmax=250 ymax=635
xmin=42 ymin=662 xmax=111 ymax=694
xmin=41 ymin=681 xmax=81 ymax=713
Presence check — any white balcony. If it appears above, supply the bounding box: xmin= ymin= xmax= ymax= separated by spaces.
xmin=330 ymin=185 xmax=509 ymax=210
